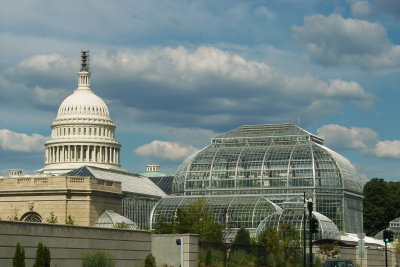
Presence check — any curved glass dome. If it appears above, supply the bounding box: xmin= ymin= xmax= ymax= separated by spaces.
xmin=94 ymin=210 xmax=137 ymax=230
xmin=255 ymin=197 xmax=341 ymax=240
xmin=172 ymin=124 xmax=363 ymax=233
xmin=173 ymin=124 xmax=362 ymax=194
xmin=151 ymin=195 xmax=281 ymax=231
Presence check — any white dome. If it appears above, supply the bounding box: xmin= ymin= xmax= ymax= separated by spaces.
xmin=40 ymin=51 xmax=122 ymax=175
xmin=57 ymin=89 xmax=110 ymax=120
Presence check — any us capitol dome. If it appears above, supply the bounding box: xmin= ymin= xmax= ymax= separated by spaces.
xmin=39 ymin=51 xmax=121 ymax=175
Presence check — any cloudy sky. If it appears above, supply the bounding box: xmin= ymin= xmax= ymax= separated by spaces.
xmin=1 ymin=0 xmax=400 ymax=180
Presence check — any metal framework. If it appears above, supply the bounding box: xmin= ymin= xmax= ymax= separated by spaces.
xmin=171 ymin=124 xmax=363 ymax=233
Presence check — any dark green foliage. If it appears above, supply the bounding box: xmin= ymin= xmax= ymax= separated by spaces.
xmin=43 ymin=246 xmax=50 ymax=267
xmin=363 ymin=178 xmax=400 ymax=235
xmin=153 ymin=216 xmax=175 ymax=234
xmin=144 ymin=253 xmax=156 ymax=267
xmin=13 ymin=243 xmax=25 ymax=267
xmin=232 ymin=227 xmax=251 ymax=246
xmin=33 ymin=242 xmax=50 ymax=267
xmin=258 ymin=224 xmax=301 ymax=266
xmin=45 ymin=212 xmax=58 ymax=224
xmin=205 ymin=249 xmax=212 ymax=266
xmin=153 ymin=199 xmax=224 ymax=244
xmin=82 ymin=251 xmax=115 ymax=267
xmin=65 ymin=215 xmax=75 ymax=225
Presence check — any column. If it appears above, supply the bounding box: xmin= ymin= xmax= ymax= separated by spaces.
xmin=105 ymin=147 xmax=109 ymax=163
xmin=86 ymin=145 xmax=89 ymax=161
xmin=74 ymin=145 xmax=77 ymax=162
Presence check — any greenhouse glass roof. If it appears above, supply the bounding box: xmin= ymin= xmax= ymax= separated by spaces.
xmin=64 ymin=166 xmax=166 ymax=197
xmin=173 ymin=124 xmax=363 ymax=195
xmin=151 ymin=195 xmax=282 ymax=229
xmin=94 ymin=210 xmax=138 ymax=230
xmin=255 ymin=197 xmax=341 ymax=240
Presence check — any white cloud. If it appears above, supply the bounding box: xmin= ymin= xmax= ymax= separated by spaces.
xmin=2 ymin=47 xmax=374 ymax=130
xmin=134 ymin=140 xmax=199 ymax=161
xmin=292 ymin=14 xmax=400 ymax=69
xmin=351 ymin=1 xmax=372 ymax=18
xmin=317 ymin=124 xmax=400 ymax=159
xmin=0 ymin=129 xmax=47 ymax=152
xmin=372 ymin=140 xmax=400 ymax=159
xmin=317 ymin=124 xmax=378 ymax=150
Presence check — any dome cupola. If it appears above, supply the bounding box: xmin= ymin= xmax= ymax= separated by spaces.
xmin=41 ymin=51 xmax=122 ymax=175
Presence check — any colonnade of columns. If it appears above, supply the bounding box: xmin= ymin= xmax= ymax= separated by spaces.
xmin=45 ymin=144 xmax=120 ymax=165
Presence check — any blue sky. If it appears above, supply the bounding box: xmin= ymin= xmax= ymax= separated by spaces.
xmin=1 ymin=0 xmax=400 ymax=180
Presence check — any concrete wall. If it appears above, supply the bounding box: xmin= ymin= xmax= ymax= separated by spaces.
xmin=0 ymin=220 xmax=151 ymax=267
xmin=317 ymin=244 xmax=399 ymax=267
xmin=152 ymin=234 xmax=198 ymax=267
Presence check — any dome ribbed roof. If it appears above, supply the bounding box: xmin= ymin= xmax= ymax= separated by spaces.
xmin=56 ymin=89 xmax=110 ymax=120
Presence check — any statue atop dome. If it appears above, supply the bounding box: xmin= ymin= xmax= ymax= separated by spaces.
xmin=80 ymin=50 xmax=89 ymax=72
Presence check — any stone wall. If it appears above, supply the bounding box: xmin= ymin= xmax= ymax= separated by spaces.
xmin=0 ymin=220 xmax=151 ymax=267
xmin=0 ymin=175 xmax=122 ymax=226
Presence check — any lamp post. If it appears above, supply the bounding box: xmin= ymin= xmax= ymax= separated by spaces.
xmin=307 ymin=198 xmax=314 ymax=267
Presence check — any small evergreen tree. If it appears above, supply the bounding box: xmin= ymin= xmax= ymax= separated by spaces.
xmin=232 ymin=227 xmax=251 ymax=246
xmin=144 ymin=253 xmax=156 ymax=267
xmin=33 ymin=243 xmax=45 ymax=267
xmin=43 ymin=245 xmax=51 ymax=267
xmin=33 ymin=242 xmax=50 ymax=267
xmin=13 ymin=243 xmax=25 ymax=267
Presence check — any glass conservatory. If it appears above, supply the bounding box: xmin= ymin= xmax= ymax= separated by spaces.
xmin=151 ymin=195 xmax=282 ymax=234
xmin=172 ymin=124 xmax=363 ymax=233
xmin=94 ymin=210 xmax=138 ymax=229
xmin=255 ymin=197 xmax=341 ymax=240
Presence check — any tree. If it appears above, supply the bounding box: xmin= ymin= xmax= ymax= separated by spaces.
xmin=13 ymin=243 xmax=25 ymax=267
xmin=232 ymin=227 xmax=251 ymax=247
xmin=154 ymin=199 xmax=224 ymax=244
xmin=82 ymin=251 xmax=115 ymax=267
xmin=258 ymin=224 xmax=301 ymax=266
xmin=363 ymin=178 xmax=400 ymax=235
xmin=175 ymin=199 xmax=224 ymax=244
xmin=144 ymin=253 xmax=156 ymax=267
xmin=43 ymin=246 xmax=51 ymax=267
xmin=33 ymin=242 xmax=50 ymax=267
xmin=153 ymin=216 xmax=175 ymax=234
xmin=318 ymin=241 xmax=341 ymax=261
xmin=279 ymin=223 xmax=301 ymax=262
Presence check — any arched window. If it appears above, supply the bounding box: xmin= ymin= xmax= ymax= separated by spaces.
xmin=21 ymin=212 xmax=42 ymax=222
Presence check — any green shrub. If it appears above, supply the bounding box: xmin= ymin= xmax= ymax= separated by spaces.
xmin=144 ymin=253 xmax=156 ymax=267
xmin=13 ymin=243 xmax=25 ymax=267
xmin=82 ymin=251 xmax=115 ymax=267
xmin=33 ymin=242 xmax=50 ymax=267
xmin=65 ymin=215 xmax=75 ymax=225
